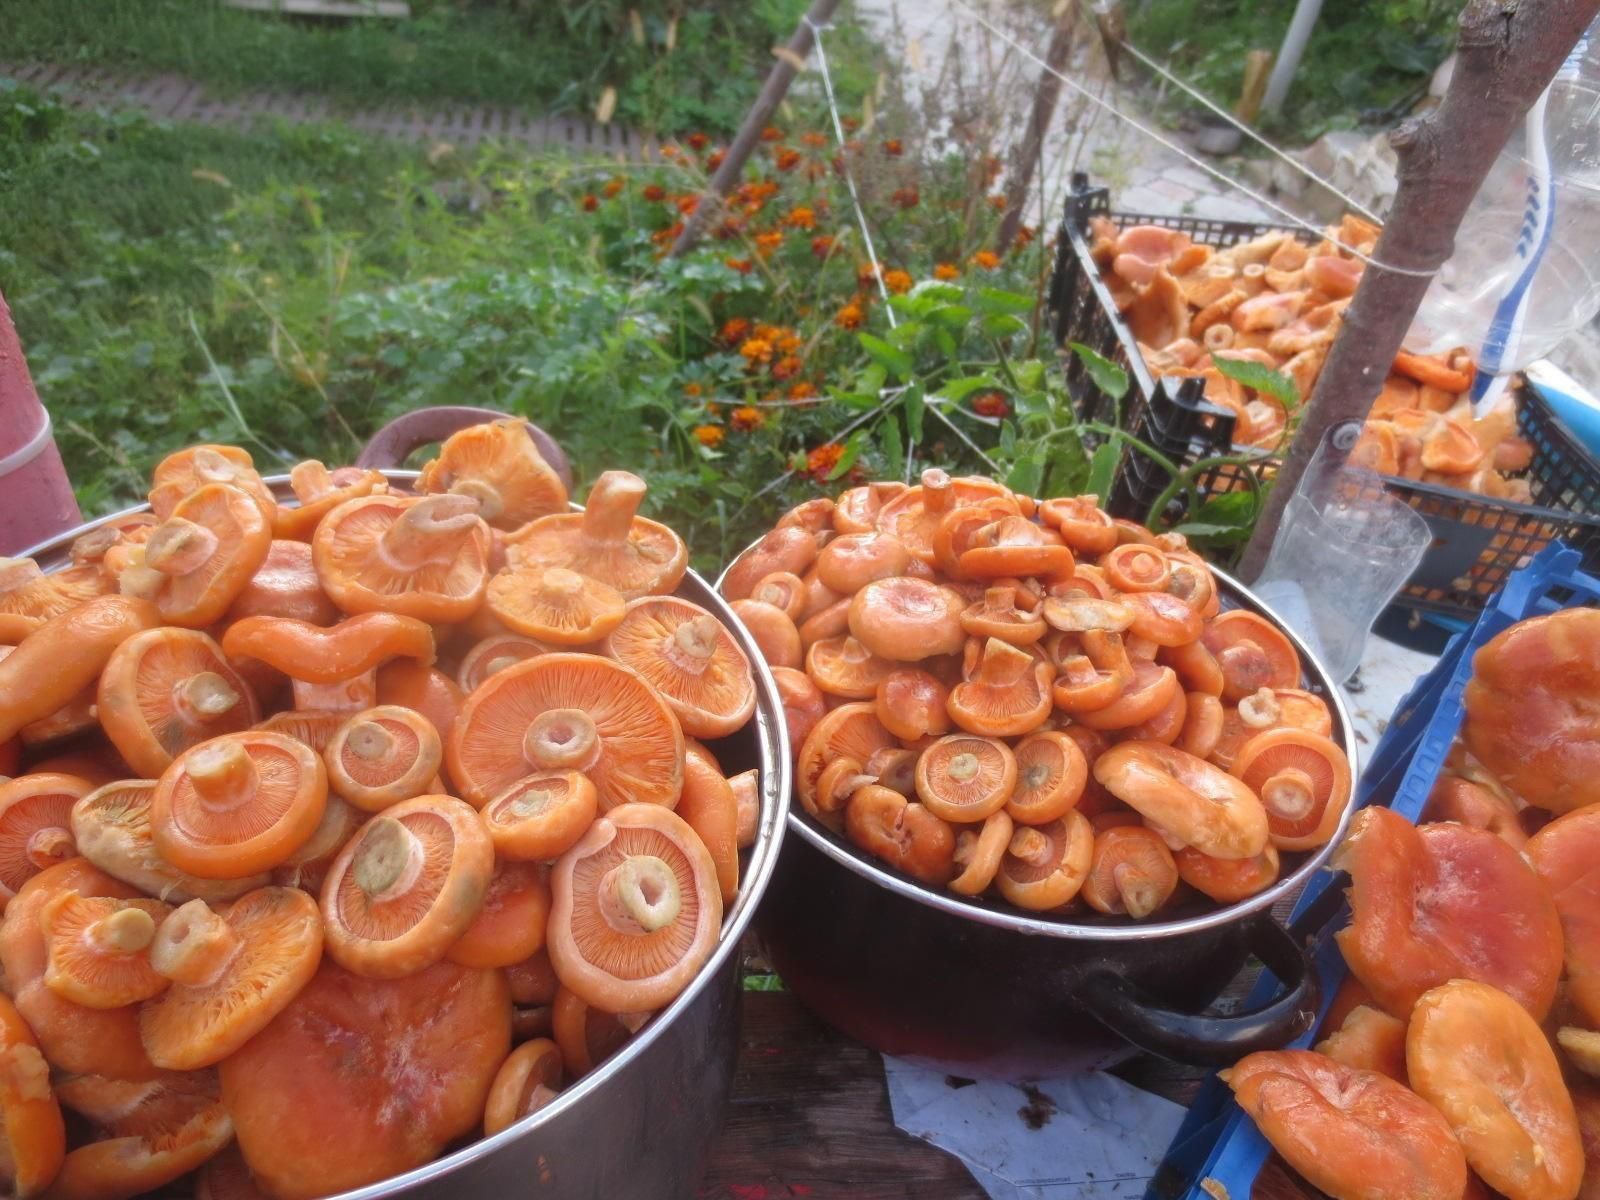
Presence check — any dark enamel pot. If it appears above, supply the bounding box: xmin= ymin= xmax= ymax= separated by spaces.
xmin=729 ymin=557 xmax=1357 ymax=1081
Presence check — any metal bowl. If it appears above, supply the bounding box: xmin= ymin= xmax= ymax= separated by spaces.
xmin=720 ymin=540 xmax=1356 ymax=1079
xmin=21 ymin=471 xmax=792 ymax=1199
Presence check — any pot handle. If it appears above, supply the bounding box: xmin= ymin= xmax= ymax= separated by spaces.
xmin=356 ymin=407 xmax=574 ymax=492
xmin=1076 ymin=913 xmax=1318 ymax=1065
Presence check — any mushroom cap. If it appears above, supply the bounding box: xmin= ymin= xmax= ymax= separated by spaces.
xmin=1075 ymin=660 xmax=1181 ymax=731
xmin=448 ymin=653 xmax=684 ymax=812
xmin=506 ymin=471 xmax=687 ymax=600
xmin=0 ymin=773 xmax=91 ymax=908
xmin=550 ymin=984 xmax=641 ymax=1078
xmin=1007 ymin=731 xmax=1088 ymax=825
xmin=41 ymin=892 xmax=172 ymax=1009
xmin=1122 ymin=591 xmax=1205 ymax=647
xmin=481 ymin=771 xmax=600 ymax=863
xmin=97 ymin=627 xmax=259 ymax=778
xmin=832 ymin=481 xmax=909 ymax=535
xmin=957 ymin=516 xmax=1074 ymax=579
xmin=948 ymin=811 xmax=1015 ymax=897
xmin=1175 ymin=843 xmax=1280 ymax=904
xmin=995 ymin=810 xmax=1094 ymax=910
xmin=254 ymin=709 xmax=348 ymax=756
xmin=1179 ymin=691 xmax=1226 ymax=759
xmin=0 ymin=994 xmax=65 ymax=1198
xmin=506 ymin=948 xmax=560 ymax=1007
xmin=1160 ymin=638 xmax=1224 ymax=696
xmin=946 ymin=637 xmax=1053 ymax=737
xmin=446 ymin=859 xmax=551 ymax=969
xmin=457 ymin=633 xmax=549 ymax=694
xmin=873 ymin=668 xmax=952 ymax=743
xmin=272 ymin=793 xmax=365 ymax=893
xmin=149 ymin=444 xmax=275 ymax=521
xmin=807 ymin=634 xmax=895 ymax=700
xmin=729 ymin=599 xmax=803 ymax=670
xmin=1101 ymin=543 xmax=1171 ymax=592
xmin=416 ymin=419 xmax=568 ymax=532
xmin=547 ymin=804 xmax=722 ymax=1013
xmin=772 ymin=666 xmax=828 ymax=752
xmin=795 ymin=703 xmax=896 ymax=819
xmin=313 ymin=494 xmax=492 ymax=622
xmin=1080 ymin=825 xmax=1179 ymax=918
xmin=324 ymin=705 xmax=444 ymax=813
xmin=960 ymin=586 xmax=1047 ymax=645
xmin=487 ymin=566 xmax=626 ymax=645
xmin=848 ymin=576 xmax=966 ymax=662
xmin=220 ymin=960 xmax=509 ymax=1200
xmin=914 ymin=734 xmax=1018 ymax=823
xmin=730 ymin=768 xmax=760 ymax=851
xmin=143 ymin=484 xmax=274 ymax=628
xmin=320 ymin=794 xmax=494 ymax=979
xmin=1038 ymin=496 xmax=1118 ymax=554
xmin=70 ymin=779 xmax=268 ymax=905
xmin=273 ymin=462 xmax=388 ymax=542
xmin=815 ymin=532 xmax=913 ymax=595
xmin=843 ymin=785 xmax=955 ymax=886
xmin=225 ymin=539 xmax=341 ymax=626
xmin=152 ymin=732 xmax=329 ymax=879
xmin=1093 ymin=740 xmax=1269 ymax=860
xmin=748 ymin=571 xmax=808 ymax=621
xmin=0 ymin=558 xmax=106 ymax=643
xmin=222 ymin=612 xmax=436 ymax=685
xmin=678 ymin=742 xmax=740 ymax=905
xmin=601 ymin=597 xmax=756 ymax=740
xmin=720 ymin=526 xmax=818 ymax=601
xmin=482 ymin=1037 xmax=564 ymax=1137
xmin=1232 ymin=727 xmax=1352 ymax=851
xmin=931 ymin=498 xmax=1024 ymax=578
xmin=874 ymin=471 xmax=1011 ymax=563
xmin=1202 ymin=610 xmax=1303 ymax=701
xmin=374 ymin=660 xmax=464 ymax=748
xmin=140 ymin=887 xmax=322 ymax=1070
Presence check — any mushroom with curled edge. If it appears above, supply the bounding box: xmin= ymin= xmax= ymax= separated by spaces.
xmin=551 ymin=984 xmax=647 ymax=1079
xmin=1038 ymin=495 xmax=1118 ymax=554
xmin=221 ymin=612 xmax=435 ymax=714
xmin=119 ymin=484 xmax=273 ymax=629
xmin=931 ymin=497 xmax=1022 ymax=579
xmin=482 ymin=772 xmax=599 ymax=863
xmin=1202 ymin=610 xmax=1303 ymax=702
xmin=874 ymin=668 xmax=951 ymax=743
xmin=747 ymin=571 xmax=807 ymax=621
xmin=720 ymin=525 xmax=818 ymax=601
xmin=957 ymin=516 xmax=1074 ymax=581
xmin=831 ymin=481 xmax=908 ymax=536
xmin=447 ymin=860 xmax=551 ymax=970
xmin=729 ymin=769 xmax=760 ymax=851
xmin=456 ymin=633 xmax=548 ymax=695
xmin=483 ymin=1038 xmax=565 ymax=1137
xmin=0 ymin=773 xmax=95 ymax=910
xmin=807 ymin=635 xmax=895 ymax=701
xmin=946 ymin=638 xmax=1053 ymax=738
xmin=815 ymin=531 xmax=913 ymax=595
xmin=1179 ymin=692 xmax=1226 ymax=760
xmin=39 ymin=892 xmax=172 ymax=1009
xmin=374 ymin=658 xmax=464 ymax=748
xmin=1231 ymin=727 xmax=1352 ymax=851
xmin=1050 ymin=629 xmax=1136 ymax=717
xmin=0 ymin=994 xmax=65 ymax=1198
xmin=948 ymin=811 xmax=1014 ymax=897
xmin=773 ymin=666 xmax=828 ymax=752
xmin=844 ymin=784 xmax=956 ymax=887
xmin=914 ymin=734 xmax=1017 ymax=824
xmin=416 ymin=417 xmax=568 ymax=533
xmin=0 ymin=555 xmax=106 ymax=643
xmin=313 ymin=493 xmax=492 ymax=623
xmin=729 ymin=599 xmax=803 ymax=670
xmin=1094 ymin=741 xmax=1269 ymax=861
xmin=1006 ymin=730 xmax=1087 ymax=826
xmin=847 ymin=576 xmax=966 ymax=661
xmin=149 ymin=444 xmax=276 ymax=524
xmin=602 ymin=596 xmax=756 ymax=740
xmin=995 ymin=811 xmax=1094 ymax=910
xmin=1080 ymin=825 xmax=1179 ymax=919
xmin=322 ymin=705 xmax=443 ymax=813
xmin=960 ymin=585 xmax=1046 ymax=646
xmin=678 ymin=742 xmax=740 ymax=905
xmin=1175 ymin=843 xmax=1281 ymax=905
xmin=875 ymin=469 xmax=1011 ymax=565
xmin=1076 ymin=661 xmax=1182 ymax=732
xmin=486 ymin=566 xmax=625 ymax=646
xmin=225 ymin=539 xmax=341 ymax=627
xmin=272 ymin=461 xmax=387 ymax=543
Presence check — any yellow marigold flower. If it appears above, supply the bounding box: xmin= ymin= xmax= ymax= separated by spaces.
xmin=693 ymin=424 xmax=725 ymax=448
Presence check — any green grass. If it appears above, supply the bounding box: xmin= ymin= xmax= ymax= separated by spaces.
xmin=1128 ymin=0 xmax=1457 ymax=142
xmin=3 ymin=0 xmax=814 ymax=136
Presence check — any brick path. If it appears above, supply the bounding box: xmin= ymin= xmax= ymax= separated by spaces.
xmin=0 ymin=60 xmax=659 ymax=160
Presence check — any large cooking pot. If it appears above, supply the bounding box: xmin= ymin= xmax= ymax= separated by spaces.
xmin=724 ymin=549 xmax=1357 ymax=1081
xmin=20 ymin=414 xmax=791 ymax=1200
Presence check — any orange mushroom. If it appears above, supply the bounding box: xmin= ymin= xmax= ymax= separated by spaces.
xmin=416 ymin=418 xmax=568 ymax=532
xmin=730 ymin=768 xmax=760 ymax=850
xmin=97 ymin=627 xmax=259 ymax=778
xmin=729 ymin=599 xmax=804 ymax=670
xmin=40 ymin=891 xmax=171 ymax=1009
xmin=875 ymin=469 xmax=1010 ymax=564
xmin=483 ymin=1037 xmax=564 ymax=1136
xmin=195 ymin=1143 xmax=272 ymax=1200
xmin=931 ymin=498 xmax=1022 ymax=578
xmin=0 ymin=774 xmax=92 ymax=909
xmin=774 ymin=666 xmax=829 ymax=751
xmin=225 ymin=539 xmax=341 ymax=628
xmin=140 ymin=886 xmax=322 ymax=1070
xmin=449 ymin=652 xmax=684 ymax=811
xmin=815 ymin=532 xmax=913 ymax=594
xmin=152 ymin=731 xmax=328 ymax=879
xmin=222 ymin=612 xmax=436 ymax=714
xmin=844 ymin=784 xmax=956 ymax=886
xmin=958 ymin=516 xmax=1074 ymax=580
xmin=374 ymin=658 xmax=464 ymax=747
xmin=320 ymin=793 xmax=494 ymax=978
xmin=149 ymin=444 xmax=275 ymax=521
xmin=1160 ymin=638 xmax=1224 ymax=696
xmin=1081 ymin=825 xmax=1179 ymax=918
xmin=481 ymin=771 xmax=599 ymax=862
xmin=271 ymin=460 xmax=388 ymax=543
xmin=447 ymin=860 xmax=551 ymax=969
xmin=0 ymin=556 xmax=105 ymax=643
xmin=833 ymin=481 xmax=909 ymax=535
xmin=1174 ymin=843 xmax=1280 ymax=904
xmin=874 ymin=668 xmax=952 ymax=742
xmin=1232 ymin=727 xmax=1352 ymax=850
xmin=1179 ymin=691 xmax=1225 ymax=759
xmin=865 ymin=747 xmax=918 ymax=797
xmin=456 ymin=633 xmax=548 ymax=694
xmin=313 ymin=493 xmax=492 ymax=622
xmin=807 ymin=635 xmax=895 ymax=700
xmin=0 ymin=994 xmax=65 ymax=1198
xmin=1125 ymin=684 xmax=1188 ymax=745
xmin=1007 ymin=730 xmax=1088 ymax=825
xmin=949 ymin=811 xmax=1014 ymax=896
xmin=1077 ymin=661 xmax=1182 ymax=732
xmin=720 ymin=526 xmax=819 ymax=601
xmin=271 ymin=793 xmax=364 ymax=894
xmin=1094 ymin=741 xmax=1269 ymax=860
xmin=995 ymin=811 xmax=1094 ymax=910
xmin=776 ymin=496 xmax=836 ymax=538
xmin=946 ymin=637 xmax=1053 ymax=737
xmin=914 ymin=734 xmax=1017 ymax=823
xmin=323 ymin=705 xmax=443 ymax=813
xmin=1038 ymin=495 xmax=1118 ymax=554
xmin=220 ymin=959 xmax=510 ymax=1200
xmin=1202 ymin=611 xmax=1303 ymax=701
xmin=547 ymin=804 xmax=722 ymax=1012
xmin=254 ymin=709 xmax=348 ymax=756
xmin=120 ymin=484 xmax=273 ymax=628
xmin=602 ymin=596 xmax=756 ymax=739
xmin=1102 ymin=544 xmax=1171 ymax=592
xmin=1122 ymin=591 xmax=1204 ymax=647
xmin=9 ymin=672 xmax=98 ymax=751
xmin=505 ymin=470 xmax=687 ymax=600
xmin=1051 ymin=630 xmax=1136 ymax=715
xmin=959 ymin=585 xmax=1046 ymax=645
xmin=795 ymin=703 xmax=897 ymax=815
xmin=487 ymin=565 xmax=626 ymax=645
xmin=797 ymin=596 xmax=852 ymax=648
xmin=0 ymin=596 xmax=160 ymax=744
xmin=550 ymin=984 xmax=644 ymax=1077
xmin=678 ymin=743 xmax=740 ymax=905
xmin=848 ymin=576 xmax=966 ymax=661
xmin=747 ymin=571 xmax=808 ymax=621
xmin=811 ymin=756 xmax=876 ymax=818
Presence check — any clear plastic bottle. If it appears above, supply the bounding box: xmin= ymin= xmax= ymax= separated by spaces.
xmin=1405 ymin=21 xmax=1600 ymax=392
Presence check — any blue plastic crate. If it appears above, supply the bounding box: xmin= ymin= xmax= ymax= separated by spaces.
xmin=1156 ymin=542 xmax=1600 ymax=1200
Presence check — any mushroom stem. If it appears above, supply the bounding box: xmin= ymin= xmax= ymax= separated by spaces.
xmin=117 ymin=551 xmax=166 ymax=601
xmin=580 ymin=472 xmax=647 ymax=544
xmin=144 ymin=518 xmax=219 ymax=577
xmin=93 ymin=907 xmax=158 ymax=955
xmin=185 ymin=740 xmax=259 ymax=810
xmin=351 ymin=817 xmax=426 ymax=903
xmin=665 ymin=615 xmax=721 ymax=671
xmin=538 ymin=569 xmax=586 ymax=602
xmin=921 ymin=468 xmax=953 ymax=515
xmin=484 ymin=654 xmax=524 ymax=679
xmin=151 ymin=900 xmax=241 ymax=987
xmin=192 ymin=447 xmax=245 ymax=485
xmin=0 ymin=557 xmax=43 ymax=593
xmin=380 ymin=496 xmax=481 ymax=570
xmin=346 ymin=720 xmax=396 ymax=762
xmin=1008 ymin=827 xmax=1054 ymax=868
xmin=449 ymin=478 xmax=504 ymax=522
xmin=289 ymin=459 xmax=334 ymax=502
xmin=1239 ymin=687 xmax=1281 ymax=728
xmin=175 ymin=672 xmax=242 ymax=723
xmin=601 ymin=855 xmax=682 ymax=933
xmin=953 ymin=830 xmax=980 ymax=868
xmin=26 ymin=826 xmax=76 ymax=871
xmin=1261 ymin=768 xmax=1316 ymax=821
xmin=946 ymin=753 xmax=981 ymax=783
xmin=523 ymin=708 xmax=601 ymax=773
xmin=975 ymin=638 xmax=1031 ymax=685
xmin=1113 ymin=863 xmax=1163 ymax=919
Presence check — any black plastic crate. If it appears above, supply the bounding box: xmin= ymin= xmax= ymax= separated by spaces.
xmin=1047 ymin=172 xmax=1600 ymax=621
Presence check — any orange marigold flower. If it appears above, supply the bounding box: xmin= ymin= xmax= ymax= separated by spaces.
xmin=725 ymin=257 xmax=754 ymax=274
xmin=755 ymin=230 xmax=784 ymax=255
xmin=650 ymin=221 xmax=685 ymax=248
xmin=753 ymin=323 xmax=783 ymax=342
xmin=684 ymin=382 xmax=704 ymax=397
xmin=675 ymin=194 xmax=700 ymax=216
xmin=883 ymin=138 xmax=904 ymax=157
xmin=602 ymin=177 xmax=624 ymax=198
xmin=705 ymin=402 xmax=723 ymax=418
xmin=835 ymin=303 xmax=865 ymax=331
xmin=801 ymin=132 xmax=829 ymax=148
xmin=891 ymin=186 xmax=920 ymax=209
xmin=856 ymin=262 xmax=881 ymax=289
xmin=739 ymin=338 xmax=775 ymax=365
xmin=811 ymin=234 xmax=835 ymax=259
xmin=687 ymin=132 xmax=709 ymax=151
xmin=775 ymin=332 xmax=803 ymax=355
xmin=934 ymin=262 xmax=961 ymax=281
xmin=581 ymin=194 xmax=599 ymax=212
xmin=1013 ymin=225 xmax=1037 ymax=248
xmin=785 ymin=206 xmax=816 ymax=231
xmin=707 ymin=149 xmax=726 ymax=171
xmin=721 ymin=318 xmax=752 ymax=345
xmin=807 ymin=443 xmax=845 ymax=482
xmin=971 ymin=250 xmax=1001 ymax=270
xmin=883 ymin=269 xmax=913 ymax=294
xmin=731 ymin=405 xmax=764 ymax=432
xmin=642 ymin=183 xmax=667 ymax=202
xmin=972 ymin=390 xmax=1010 ymax=418
xmin=761 ymin=126 xmax=783 ymax=142
xmin=789 ymin=381 xmax=818 ymax=402
xmin=660 ymin=145 xmax=680 ymax=160
xmin=775 ymin=148 xmax=801 ymax=172
xmin=772 ymin=355 xmax=803 ymax=381
xmin=693 ymin=424 xmax=725 ymax=448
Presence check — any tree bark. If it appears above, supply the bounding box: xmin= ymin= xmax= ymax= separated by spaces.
xmin=669 ymin=0 xmax=842 ymax=258
xmin=997 ymin=4 xmax=1080 ymax=255
xmin=1237 ymin=0 xmax=1600 ymax=580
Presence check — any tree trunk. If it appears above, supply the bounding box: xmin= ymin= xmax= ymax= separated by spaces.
xmin=1237 ymin=0 xmax=1600 ymax=580
xmin=997 ymin=4 xmax=1080 ymax=255
xmin=669 ymin=0 xmax=842 ymax=258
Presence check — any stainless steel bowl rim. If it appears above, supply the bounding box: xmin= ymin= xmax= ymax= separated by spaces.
xmin=23 ymin=472 xmax=793 ymax=1200
xmin=718 ymin=543 xmax=1357 ymax=944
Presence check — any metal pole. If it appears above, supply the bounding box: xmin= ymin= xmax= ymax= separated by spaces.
xmin=1261 ymin=0 xmax=1325 ymax=116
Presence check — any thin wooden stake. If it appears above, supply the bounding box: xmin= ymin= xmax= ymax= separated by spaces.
xmin=998 ymin=3 xmax=1081 ymax=255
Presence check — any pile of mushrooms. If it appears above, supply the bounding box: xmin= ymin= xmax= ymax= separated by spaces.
xmin=0 ymin=421 xmax=760 ymax=1200
xmin=724 ymin=469 xmax=1351 ymax=921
